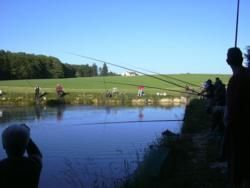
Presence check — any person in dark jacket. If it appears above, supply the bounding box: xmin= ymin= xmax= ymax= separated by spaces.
xmin=199 ymin=79 xmax=215 ymax=113
xmin=0 ymin=124 xmax=43 ymax=188
xmin=211 ymin=78 xmax=226 ymax=132
xmin=224 ymin=47 xmax=250 ymax=188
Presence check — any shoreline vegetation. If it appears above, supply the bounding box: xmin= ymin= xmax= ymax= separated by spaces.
xmin=124 ymin=99 xmax=227 ymax=188
xmin=0 ymin=91 xmax=189 ymax=106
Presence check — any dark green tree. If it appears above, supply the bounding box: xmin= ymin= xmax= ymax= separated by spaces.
xmin=0 ymin=50 xmax=11 ymax=80
xmin=0 ymin=50 xmax=114 ymax=79
xmin=91 ymin=63 xmax=98 ymax=76
xmin=101 ymin=63 xmax=108 ymax=76
xmin=63 ymin=63 xmax=76 ymax=78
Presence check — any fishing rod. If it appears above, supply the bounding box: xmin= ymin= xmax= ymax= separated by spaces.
xmin=126 ymin=64 xmax=200 ymax=88
xmin=69 ymin=119 xmax=183 ymax=126
xmin=234 ymin=0 xmax=240 ymax=47
xmin=67 ymin=52 xmax=200 ymax=94
xmin=94 ymin=80 xmax=198 ymax=96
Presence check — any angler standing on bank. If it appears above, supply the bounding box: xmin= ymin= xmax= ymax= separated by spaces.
xmin=224 ymin=47 xmax=250 ymax=188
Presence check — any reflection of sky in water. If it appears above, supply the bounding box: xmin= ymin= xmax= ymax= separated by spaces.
xmin=0 ymin=105 xmax=184 ymax=188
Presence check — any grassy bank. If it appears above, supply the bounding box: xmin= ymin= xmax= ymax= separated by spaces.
xmin=125 ymin=99 xmax=227 ymax=188
xmin=0 ymin=74 xmax=230 ymax=95
xmin=0 ymin=74 xmax=229 ymax=106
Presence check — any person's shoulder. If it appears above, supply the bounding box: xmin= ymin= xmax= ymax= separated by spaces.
xmin=26 ymin=155 xmax=43 ymax=169
xmin=230 ymin=72 xmax=244 ymax=81
xmin=227 ymin=75 xmax=239 ymax=89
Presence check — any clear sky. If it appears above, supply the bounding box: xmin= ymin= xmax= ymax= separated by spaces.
xmin=1 ymin=0 xmax=250 ymax=74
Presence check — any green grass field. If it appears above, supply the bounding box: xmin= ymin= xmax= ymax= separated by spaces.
xmin=0 ymin=74 xmax=230 ymax=95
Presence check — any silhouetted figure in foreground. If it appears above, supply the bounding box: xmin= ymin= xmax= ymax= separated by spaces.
xmin=0 ymin=124 xmax=43 ymax=188
xmin=214 ymin=77 xmax=226 ymax=106
xmin=224 ymin=47 xmax=250 ymax=188
xmin=212 ymin=78 xmax=226 ymax=132
xmin=199 ymin=79 xmax=215 ymax=113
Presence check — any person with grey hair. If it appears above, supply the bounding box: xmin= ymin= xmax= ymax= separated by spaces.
xmin=0 ymin=124 xmax=42 ymax=188
xmin=224 ymin=47 xmax=250 ymax=188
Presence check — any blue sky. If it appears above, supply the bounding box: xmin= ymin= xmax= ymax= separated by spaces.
xmin=1 ymin=0 xmax=250 ymax=74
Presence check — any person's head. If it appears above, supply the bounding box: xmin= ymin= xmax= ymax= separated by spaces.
xmin=2 ymin=124 xmax=30 ymax=157
xmin=226 ymin=47 xmax=243 ymax=67
xmin=207 ymin=79 xmax=212 ymax=85
xmin=215 ymin=77 xmax=222 ymax=84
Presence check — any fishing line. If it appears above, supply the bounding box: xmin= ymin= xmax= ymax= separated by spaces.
xmin=64 ymin=119 xmax=184 ymax=127
xmin=66 ymin=53 xmax=200 ymax=94
xmin=124 ymin=63 xmax=200 ymax=88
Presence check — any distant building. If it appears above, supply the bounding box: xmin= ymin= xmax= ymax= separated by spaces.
xmin=121 ymin=71 xmax=138 ymax=76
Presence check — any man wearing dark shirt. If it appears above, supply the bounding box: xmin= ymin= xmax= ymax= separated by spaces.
xmin=0 ymin=124 xmax=43 ymax=188
xmin=225 ymin=47 xmax=250 ymax=187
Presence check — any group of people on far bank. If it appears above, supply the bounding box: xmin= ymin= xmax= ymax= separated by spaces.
xmin=34 ymin=84 xmax=66 ymax=103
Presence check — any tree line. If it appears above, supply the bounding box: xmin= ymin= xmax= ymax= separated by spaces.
xmin=0 ymin=50 xmax=117 ymax=80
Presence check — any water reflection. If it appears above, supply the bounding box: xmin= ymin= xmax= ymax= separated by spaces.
xmin=0 ymin=105 xmax=185 ymax=188
xmin=138 ymin=107 xmax=144 ymax=120
xmin=0 ymin=105 xmax=67 ymax=124
xmin=105 ymin=106 xmax=118 ymax=115
xmin=34 ymin=105 xmax=42 ymax=120
xmin=56 ymin=105 xmax=65 ymax=121
xmin=0 ymin=105 xmax=185 ymax=127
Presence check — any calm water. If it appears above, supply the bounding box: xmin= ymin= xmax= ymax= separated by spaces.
xmin=0 ymin=105 xmax=184 ymax=188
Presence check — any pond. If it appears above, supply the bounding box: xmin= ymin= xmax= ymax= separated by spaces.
xmin=0 ymin=105 xmax=185 ymax=188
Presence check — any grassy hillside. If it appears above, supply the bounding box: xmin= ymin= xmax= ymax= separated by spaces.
xmin=0 ymin=74 xmax=230 ymax=95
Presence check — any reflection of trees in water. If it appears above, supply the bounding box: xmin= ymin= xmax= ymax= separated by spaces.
xmin=0 ymin=106 xmax=47 ymax=123
xmin=0 ymin=105 xmax=67 ymax=124
xmin=0 ymin=107 xmax=35 ymax=124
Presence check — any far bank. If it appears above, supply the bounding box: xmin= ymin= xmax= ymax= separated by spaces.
xmin=0 ymin=91 xmax=189 ymax=106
